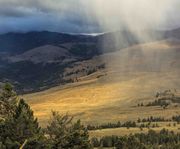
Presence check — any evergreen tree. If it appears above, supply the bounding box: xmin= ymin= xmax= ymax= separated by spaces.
xmin=67 ymin=120 xmax=91 ymax=149
xmin=47 ymin=111 xmax=92 ymax=149
xmin=9 ymin=99 xmax=45 ymax=148
xmin=47 ymin=111 xmax=73 ymax=148
xmin=0 ymin=83 xmax=17 ymax=101
xmin=0 ymin=83 xmax=17 ymax=119
xmin=0 ymin=84 xmax=46 ymax=149
xmin=91 ymin=137 xmax=100 ymax=147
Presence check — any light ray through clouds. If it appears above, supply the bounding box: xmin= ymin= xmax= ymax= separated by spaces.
xmin=0 ymin=0 xmax=179 ymax=33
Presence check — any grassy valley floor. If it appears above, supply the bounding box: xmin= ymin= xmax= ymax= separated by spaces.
xmin=23 ymin=70 xmax=180 ymax=128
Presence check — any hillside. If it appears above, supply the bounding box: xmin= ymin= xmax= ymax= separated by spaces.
xmin=7 ymin=45 xmax=76 ymax=64
xmin=0 ymin=29 xmax=179 ymax=93
xmin=0 ymin=30 xmax=138 ymax=92
xmin=23 ymin=38 xmax=180 ymax=126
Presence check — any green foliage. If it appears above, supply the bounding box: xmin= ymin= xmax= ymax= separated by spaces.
xmin=91 ymin=137 xmax=100 ymax=147
xmin=0 ymin=84 xmax=46 ymax=148
xmin=1 ymin=84 xmax=180 ymax=149
xmin=145 ymin=90 xmax=180 ymax=108
xmin=91 ymin=129 xmax=180 ymax=149
xmin=0 ymin=83 xmax=92 ymax=149
xmin=0 ymin=83 xmax=17 ymax=100
xmin=7 ymin=99 xmax=45 ymax=148
xmin=146 ymin=99 xmax=170 ymax=108
xmin=47 ymin=111 xmax=92 ymax=149
xmin=0 ymin=83 xmax=17 ymax=120
xmin=172 ymin=115 xmax=180 ymax=123
xmin=87 ymin=121 xmax=136 ymax=130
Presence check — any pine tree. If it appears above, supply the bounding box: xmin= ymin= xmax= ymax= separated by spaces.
xmin=0 ymin=83 xmax=46 ymax=149
xmin=10 ymin=99 xmax=45 ymax=148
xmin=0 ymin=83 xmax=17 ymax=119
xmin=0 ymin=99 xmax=46 ymax=148
xmin=0 ymin=83 xmax=17 ymax=101
xmin=47 ymin=111 xmax=73 ymax=148
xmin=47 ymin=111 xmax=92 ymax=149
xmin=67 ymin=120 xmax=92 ymax=149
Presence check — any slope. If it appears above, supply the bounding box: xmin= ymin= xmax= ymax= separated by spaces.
xmin=23 ymin=38 xmax=180 ymax=126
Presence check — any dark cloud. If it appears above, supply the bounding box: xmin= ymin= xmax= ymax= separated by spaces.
xmin=0 ymin=0 xmax=100 ymax=33
xmin=0 ymin=0 xmax=179 ymax=33
xmin=0 ymin=13 xmax=101 ymax=34
xmin=0 ymin=7 xmax=38 ymax=17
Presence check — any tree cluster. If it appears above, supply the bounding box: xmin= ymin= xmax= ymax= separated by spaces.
xmin=91 ymin=129 xmax=180 ymax=149
xmin=146 ymin=99 xmax=170 ymax=108
xmin=137 ymin=116 xmax=170 ymax=123
xmin=172 ymin=115 xmax=180 ymax=124
xmin=87 ymin=121 xmax=137 ymax=130
xmin=0 ymin=83 xmax=92 ymax=149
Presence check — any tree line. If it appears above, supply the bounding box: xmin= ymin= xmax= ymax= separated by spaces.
xmin=87 ymin=121 xmax=137 ymax=130
xmin=138 ymin=89 xmax=180 ymax=109
xmin=87 ymin=115 xmax=180 ymax=131
xmin=91 ymin=129 xmax=180 ymax=149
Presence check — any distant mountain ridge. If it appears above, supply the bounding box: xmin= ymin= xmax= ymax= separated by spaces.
xmin=0 ymin=31 xmax=95 ymax=54
xmin=0 ymin=28 xmax=180 ymax=93
xmin=0 ymin=29 xmax=170 ymax=54
xmin=1 ymin=28 xmax=179 ymax=54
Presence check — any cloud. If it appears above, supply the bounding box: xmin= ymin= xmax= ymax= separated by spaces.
xmin=0 ymin=0 xmax=179 ymax=33
xmin=0 ymin=0 xmax=86 ymax=18
xmin=89 ymin=0 xmax=179 ymax=30
xmin=0 ymin=0 xmax=102 ymax=33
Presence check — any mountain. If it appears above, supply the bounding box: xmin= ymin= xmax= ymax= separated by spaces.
xmin=23 ymin=38 xmax=180 ymax=125
xmin=0 ymin=30 xmax=158 ymax=55
xmin=0 ymin=31 xmax=94 ymax=54
xmin=6 ymin=45 xmax=75 ymax=64
xmin=0 ymin=29 xmax=180 ymax=93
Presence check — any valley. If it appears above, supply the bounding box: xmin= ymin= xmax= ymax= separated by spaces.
xmin=20 ymin=37 xmax=180 ymax=128
xmin=1 ymin=1 xmax=180 ymax=148
xmin=1 ymin=29 xmax=180 ymax=143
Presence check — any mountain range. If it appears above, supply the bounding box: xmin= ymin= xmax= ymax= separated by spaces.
xmin=0 ymin=29 xmax=180 ymax=93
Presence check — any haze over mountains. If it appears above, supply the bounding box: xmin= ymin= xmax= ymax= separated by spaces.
xmin=0 ymin=28 xmax=180 ymax=93
xmin=1 ymin=1 xmax=180 ymax=148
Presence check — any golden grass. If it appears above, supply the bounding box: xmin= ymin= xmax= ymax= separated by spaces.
xmin=23 ymin=70 xmax=180 ymax=127
xmin=22 ymin=39 xmax=180 ymax=127
xmin=90 ymin=125 xmax=180 ymax=138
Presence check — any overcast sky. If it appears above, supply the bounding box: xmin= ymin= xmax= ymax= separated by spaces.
xmin=0 ymin=0 xmax=180 ymax=34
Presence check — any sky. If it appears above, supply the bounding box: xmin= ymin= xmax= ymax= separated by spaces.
xmin=0 ymin=0 xmax=180 ymax=34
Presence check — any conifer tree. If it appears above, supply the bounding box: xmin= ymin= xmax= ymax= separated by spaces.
xmin=8 ymin=99 xmax=45 ymax=148
xmin=47 ymin=111 xmax=92 ymax=149
xmin=0 ymin=83 xmax=45 ymax=148
xmin=0 ymin=83 xmax=17 ymax=119
xmin=66 ymin=120 xmax=92 ymax=149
